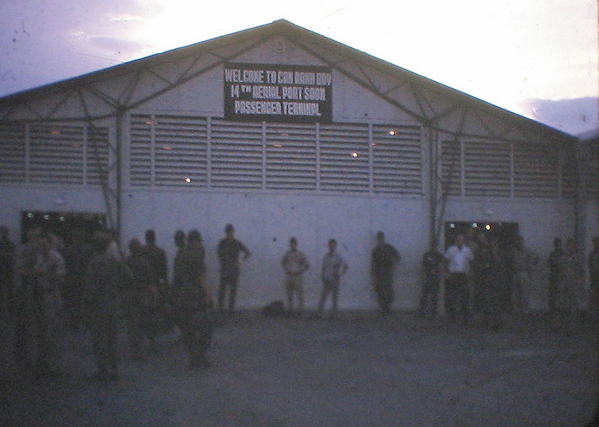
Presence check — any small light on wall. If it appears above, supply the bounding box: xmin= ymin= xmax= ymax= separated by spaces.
xmin=185 ymin=178 xmax=192 ymax=183
xmin=351 ymin=152 xmax=360 ymax=158
xmin=485 ymin=224 xmax=492 ymax=230
xmin=388 ymin=130 xmax=398 ymax=136
xmin=163 ymin=146 xmax=173 ymax=151
xmin=273 ymin=144 xmax=283 ymax=148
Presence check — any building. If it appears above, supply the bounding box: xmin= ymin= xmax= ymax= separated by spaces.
xmin=1 ymin=20 xmax=597 ymax=311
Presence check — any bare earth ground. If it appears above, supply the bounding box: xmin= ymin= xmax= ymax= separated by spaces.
xmin=1 ymin=311 xmax=597 ymax=427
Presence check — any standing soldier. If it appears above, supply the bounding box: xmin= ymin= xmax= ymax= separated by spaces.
xmin=14 ymin=227 xmax=41 ymax=374
xmin=32 ymin=232 xmax=66 ymax=378
xmin=281 ymin=237 xmax=310 ymax=317
xmin=444 ymin=234 xmax=474 ymax=324
xmin=143 ymin=229 xmax=168 ymax=337
xmin=509 ymin=235 xmax=538 ymax=313
xmin=85 ymin=231 xmax=132 ymax=382
xmin=217 ymin=224 xmax=251 ymax=317
xmin=175 ymin=230 xmax=213 ymax=369
xmin=558 ymin=238 xmax=585 ymax=332
xmin=123 ymin=238 xmax=153 ymax=361
xmin=419 ymin=246 xmax=444 ymax=319
xmin=61 ymin=227 xmax=93 ymax=330
xmin=546 ymin=237 xmax=564 ymax=322
xmin=371 ymin=231 xmax=401 ymax=317
xmin=317 ymin=239 xmax=348 ymax=319
xmin=588 ymin=236 xmax=599 ymax=315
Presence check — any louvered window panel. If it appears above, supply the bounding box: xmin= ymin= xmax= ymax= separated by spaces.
xmin=211 ymin=120 xmax=263 ymax=189
xmin=87 ymin=127 xmax=110 ymax=186
xmin=130 ymin=114 xmax=153 ymax=186
xmin=29 ymin=125 xmax=84 ymax=185
xmin=464 ymin=142 xmax=511 ymax=197
xmin=266 ymin=124 xmax=316 ymax=191
xmin=319 ymin=124 xmax=370 ymax=192
xmin=513 ymin=143 xmax=559 ymax=198
xmin=0 ymin=122 xmax=26 ymax=183
xmin=372 ymin=124 xmax=422 ymax=194
xmin=441 ymin=141 xmax=462 ymax=196
xmin=154 ymin=115 xmax=208 ymax=187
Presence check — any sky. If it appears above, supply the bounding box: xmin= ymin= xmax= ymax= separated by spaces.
xmin=0 ymin=0 xmax=597 ymax=135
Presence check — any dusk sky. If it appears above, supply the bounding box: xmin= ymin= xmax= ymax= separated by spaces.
xmin=1 ymin=0 xmax=597 ymax=135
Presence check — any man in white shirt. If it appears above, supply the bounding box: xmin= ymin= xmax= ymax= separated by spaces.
xmin=444 ymin=234 xmax=473 ymax=324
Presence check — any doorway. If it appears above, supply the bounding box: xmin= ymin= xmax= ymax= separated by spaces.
xmin=21 ymin=211 xmax=107 ymax=245
xmin=444 ymin=221 xmax=520 ymax=251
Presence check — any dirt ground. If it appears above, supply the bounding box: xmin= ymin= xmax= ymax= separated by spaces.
xmin=1 ymin=310 xmax=597 ymax=427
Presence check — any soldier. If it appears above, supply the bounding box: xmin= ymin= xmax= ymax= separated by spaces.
xmin=546 ymin=237 xmax=564 ymax=322
xmin=143 ymin=229 xmax=168 ymax=337
xmin=217 ymin=224 xmax=251 ymax=317
xmin=371 ymin=231 xmax=401 ymax=316
xmin=318 ymin=239 xmax=348 ymax=319
xmin=589 ymin=236 xmax=599 ymax=315
xmin=32 ymin=232 xmax=66 ymax=378
xmin=281 ymin=237 xmax=310 ymax=317
xmin=444 ymin=234 xmax=474 ymax=324
xmin=419 ymin=246 xmax=444 ymax=319
xmin=85 ymin=231 xmax=132 ymax=381
xmin=175 ymin=230 xmax=213 ymax=369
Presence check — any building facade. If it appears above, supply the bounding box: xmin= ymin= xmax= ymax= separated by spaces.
xmin=1 ymin=20 xmax=597 ymax=311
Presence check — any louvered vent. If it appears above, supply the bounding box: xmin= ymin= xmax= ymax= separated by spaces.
xmin=464 ymin=141 xmax=511 ymax=197
xmin=513 ymin=143 xmax=559 ymax=198
xmin=29 ymin=125 xmax=84 ymax=185
xmin=266 ymin=123 xmax=316 ymax=191
xmin=211 ymin=119 xmax=263 ymax=189
xmin=441 ymin=141 xmax=462 ymax=196
xmin=130 ymin=114 xmax=153 ymax=186
xmin=154 ymin=115 xmax=208 ymax=187
xmin=319 ymin=124 xmax=370 ymax=192
xmin=0 ymin=122 xmax=26 ymax=183
xmin=87 ymin=127 xmax=110 ymax=186
xmin=372 ymin=124 xmax=422 ymax=194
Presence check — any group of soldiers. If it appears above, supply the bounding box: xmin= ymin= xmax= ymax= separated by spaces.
xmin=280 ymin=230 xmax=401 ymax=319
xmin=2 ymin=223 xmax=597 ymax=381
xmin=0 ymin=223 xmax=406 ymax=380
xmin=418 ymin=230 xmax=599 ymax=331
xmin=1 ymin=226 xmax=218 ymax=381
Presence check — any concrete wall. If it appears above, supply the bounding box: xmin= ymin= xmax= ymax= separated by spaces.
xmin=119 ymin=189 xmax=429 ymax=310
xmin=0 ymin=184 xmax=589 ymax=313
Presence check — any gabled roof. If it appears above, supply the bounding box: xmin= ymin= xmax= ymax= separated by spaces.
xmin=0 ymin=19 xmax=576 ymax=144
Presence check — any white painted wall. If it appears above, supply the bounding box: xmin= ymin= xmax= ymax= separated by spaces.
xmin=0 ymin=182 xmax=589 ymax=311
xmin=115 ymin=189 xmax=583 ymax=311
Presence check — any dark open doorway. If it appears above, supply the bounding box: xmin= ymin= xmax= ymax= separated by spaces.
xmin=21 ymin=211 xmax=107 ymax=245
xmin=444 ymin=221 xmax=520 ymax=251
